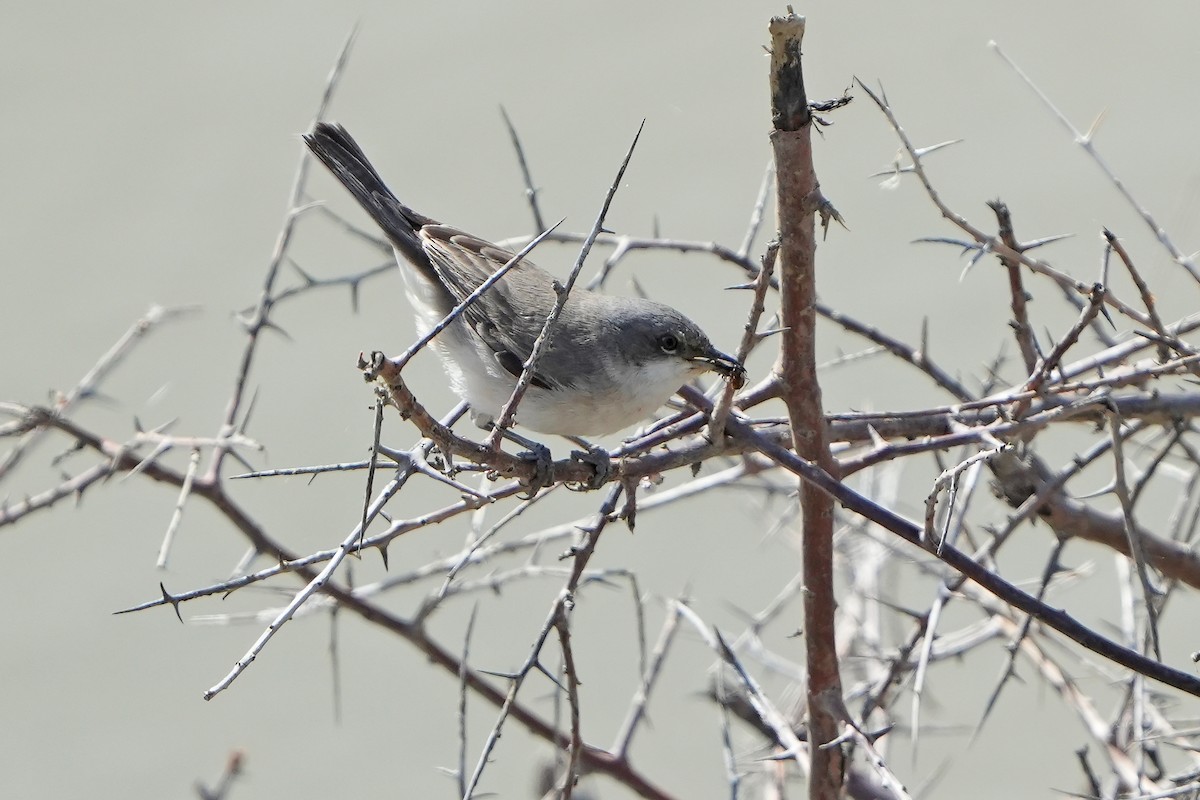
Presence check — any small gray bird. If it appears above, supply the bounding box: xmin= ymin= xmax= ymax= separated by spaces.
xmin=304 ymin=122 xmax=744 ymax=437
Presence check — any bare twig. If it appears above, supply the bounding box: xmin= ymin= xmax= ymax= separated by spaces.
xmin=1106 ymin=405 xmax=1163 ymax=660
xmin=991 ymin=41 xmax=1200 ymax=284
xmin=500 ymin=105 xmax=548 ymax=235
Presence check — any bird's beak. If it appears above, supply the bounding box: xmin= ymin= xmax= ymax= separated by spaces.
xmin=693 ymin=346 xmax=747 ymax=389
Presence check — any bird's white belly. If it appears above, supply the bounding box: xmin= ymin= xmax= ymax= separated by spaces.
xmin=457 ymin=350 xmax=701 ymax=436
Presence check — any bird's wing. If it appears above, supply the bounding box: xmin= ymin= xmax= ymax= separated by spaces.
xmin=422 ymin=227 xmax=567 ymax=391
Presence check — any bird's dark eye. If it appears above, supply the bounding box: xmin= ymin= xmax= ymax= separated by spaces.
xmin=658 ymin=332 xmax=680 ymax=353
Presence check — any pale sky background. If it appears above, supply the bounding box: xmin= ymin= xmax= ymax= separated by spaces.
xmin=3 ymin=2 xmax=1200 ymax=798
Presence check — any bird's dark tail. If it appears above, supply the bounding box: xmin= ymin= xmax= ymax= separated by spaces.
xmin=303 ymin=122 xmax=438 ymax=277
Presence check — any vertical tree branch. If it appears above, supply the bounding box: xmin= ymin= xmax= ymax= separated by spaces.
xmin=989 ymin=200 xmax=1040 ymax=375
xmin=768 ymin=11 xmax=846 ymax=799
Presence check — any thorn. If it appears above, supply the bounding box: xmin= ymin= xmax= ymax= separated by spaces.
xmin=1019 ymin=233 xmax=1073 ymax=250
xmin=478 ymin=668 xmax=521 ymax=680
xmin=913 ymin=138 xmax=963 ymax=158
xmin=1074 ymin=481 xmax=1115 ymax=500
xmin=532 ymin=660 xmax=564 ymax=688
xmin=1082 ymin=108 xmax=1108 ymax=143
xmin=866 ymin=424 xmax=888 ymax=449
xmin=161 ymin=582 xmax=184 ymax=623
xmin=288 ymin=258 xmax=316 ymax=285
xmin=259 ymin=319 xmax=294 ymax=342
xmin=238 ymin=387 xmax=260 ymax=436
xmin=959 ymin=240 xmax=992 ymax=281
xmin=755 ymin=326 xmax=790 ymax=340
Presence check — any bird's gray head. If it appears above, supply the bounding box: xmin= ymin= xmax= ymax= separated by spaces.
xmin=597 ymin=296 xmax=745 ymax=389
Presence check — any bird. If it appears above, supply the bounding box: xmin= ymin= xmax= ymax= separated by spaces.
xmin=303 ymin=121 xmax=744 ymax=437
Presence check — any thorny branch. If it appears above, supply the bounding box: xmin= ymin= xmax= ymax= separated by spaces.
xmin=7 ymin=21 xmax=1200 ymax=800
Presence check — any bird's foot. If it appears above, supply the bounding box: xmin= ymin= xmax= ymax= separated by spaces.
xmin=569 ymin=444 xmax=613 ymax=491
xmin=516 ymin=442 xmax=554 ymax=497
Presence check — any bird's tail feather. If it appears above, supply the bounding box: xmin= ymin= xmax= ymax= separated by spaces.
xmin=303 ymin=122 xmax=437 ymax=277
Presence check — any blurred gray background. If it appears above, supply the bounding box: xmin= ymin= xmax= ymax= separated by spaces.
xmin=4 ymin=2 xmax=1200 ymax=798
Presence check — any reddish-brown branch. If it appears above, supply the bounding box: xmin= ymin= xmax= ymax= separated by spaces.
xmin=769 ymin=12 xmax=845 ymax=799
